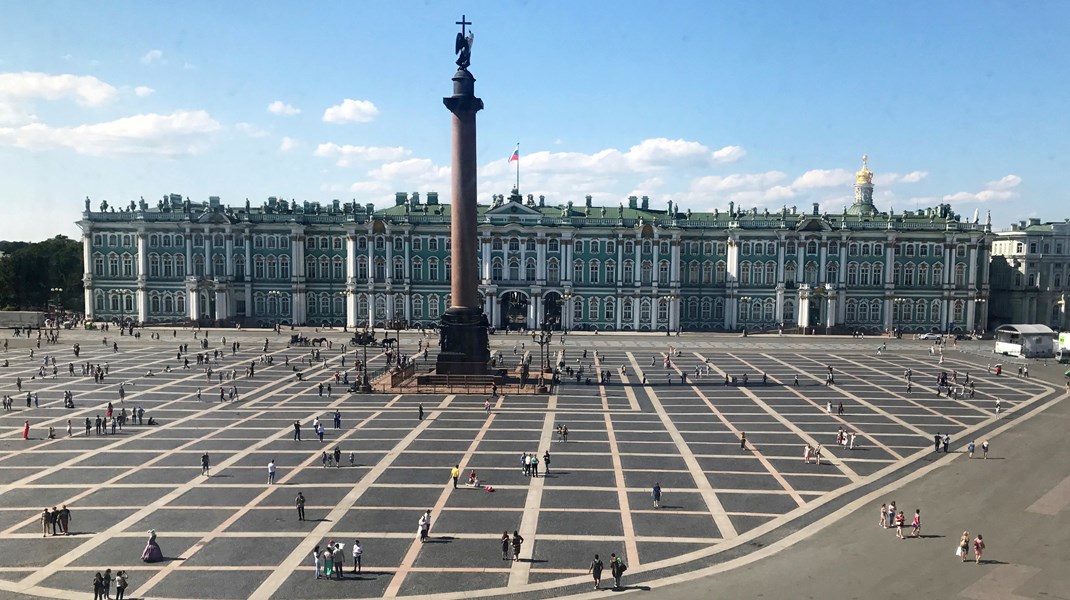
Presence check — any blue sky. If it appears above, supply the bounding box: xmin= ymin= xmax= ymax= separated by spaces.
xmin=0 ymin=1 xmax=1066 ymax=241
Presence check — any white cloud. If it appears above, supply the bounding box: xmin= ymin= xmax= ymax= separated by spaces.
xmin=140 ymin=49 xmax=164 ymax=65
xmin=182 ymin=62 xmax=196 ymax=71
xmin=900 ymin=170 xmax=928 ymax=183
xmin=322 ymin=98 xmax=379 ymax=124
xmin=0 ymin=72 xmax=118 ymax=107
xmin=268 ymin=100 xmax=300 ymax=116
xmin=61 ymin=54 xmax=73 ymax=61
xmin=279 ymin=136 xmax=300 ymax=152
xmin=791 ymin=168 xmax=854 ymax=189
xmin=874 ymin=170 xmax=929 ymax=185
xmin=368 ymin=158 xmax=449 ymax=182
xmin=712 ymin=145 xmax=746 ymax=162
xmin=234 ymin=122 xmax=268 ymax=138
xmin=313 ymin=142 xmax=410 ymax=167
xmin=134 ymin=86 xmax=155 ymax=97
xmin=0 ymin=110 xmax=221 ymax=157
xmin=943 ymin=174 xmax=1022 ymax=204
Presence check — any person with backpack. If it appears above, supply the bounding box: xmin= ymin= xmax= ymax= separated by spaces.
xmin=610 ymin=553 xmax=627 ymax=589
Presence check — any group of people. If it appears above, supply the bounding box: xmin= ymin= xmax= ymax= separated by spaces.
xmin=880 ymin=501 xmax=922 ymax=540
xmin=91 ymin=568 xmax=129 ymax=600
xmin=520 ymin=451 xmax=549 ymax=477
xmin=313 ymin=540 xmax=362 ymax=578
xmin=40 ymin=505 xmax=73 ymax=536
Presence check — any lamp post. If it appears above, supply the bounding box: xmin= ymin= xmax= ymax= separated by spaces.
xmin=974 ymin=296 xmax=988 ymax=336
xmin=114 ymin=288 xmax=133 ymax=326
xmin=660 ymin=293 xmax=678 ymax=336
xmin=531 ymin=321 xmax=553 ymax=390
xmin=267 ymin=290 xmax=282 ymax=329
xmin=561 ymin=291 xmax=574 ymax=333
xmin=893 ymin=297 xmax=907 ymax=339
xmin=336 ymin=290 xmax=349 ymax=331
xmin=388 ymin=318 xmax=406 ymax=364
xmin=738 ymin=295 xmax=753 ymax=335
xmin=50 ymin=287 xmax=64 ymax=323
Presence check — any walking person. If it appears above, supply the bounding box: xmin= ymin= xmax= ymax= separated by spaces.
xmin=295 ymin=492 xmax=306 ymax=521
xmin=451 ymin=465 xmax=460 ymax=488
xmin=588 ymin=554 xmax=604 ymax=590
xmin=418 ymin=510 xmax=431 ymax=543
xmin=418 ymin=404 xmax=424 ymax=421
xmin=652 ymin=482 xmax=662 ymax=508
xmin=610 ymin=553 xmax=627 ymax=589
xmin=201 ymin=452 xmax=210 ymax=477
xmin=542 ymin=450 xmax=551 ymax=475
xmin=41 ymin=508 xmax=50 ymax=537
xmin=740 ymin=431 xmax=747 ymax=451
xmin=982 ymin=439 xmax=989 ymax=459
xmin=58 ymin=505 xmax=71 ymax=535
xmin=958 ymin=531 xmax=970 ymax=562
xmin=895 ymin=510 xmax=906 ymax=540
xmin=267 ymin=459 xmax=276 ymax=484
xmin=879 ymin=503 xmax=887 ymax=528
xmin=911 ymin=509 xmax=921 ymax=538
xmin=968 ymin=440 xmax=975 ymax=458
xmin=973 ymin=533 xmax=985 ymax=564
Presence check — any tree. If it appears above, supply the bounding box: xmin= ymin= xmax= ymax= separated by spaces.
xmin=0 ymin=236 xmax=83 ymax=312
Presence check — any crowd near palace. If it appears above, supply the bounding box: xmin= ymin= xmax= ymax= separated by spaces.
xmin=77 ymin=157 xmax=1070 ymax=334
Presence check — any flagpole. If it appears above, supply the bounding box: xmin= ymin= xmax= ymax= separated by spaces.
xmin=515 ymin=141 xmax=520 ymax=193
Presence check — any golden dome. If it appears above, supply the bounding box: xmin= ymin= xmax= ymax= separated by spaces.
xmin=855 ymin=154 xmax=873 ymax=185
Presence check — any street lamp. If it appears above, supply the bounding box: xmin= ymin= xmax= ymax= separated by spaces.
xmin=659 ymin=293 xmax=678 ymax=336
xmin=894 ymin=297 xmax=908 ymax=338
xmin=352 ymin=325 xmax=374 ymax=392
xmin=50 ymin=287 xmax=64 ymax=323
xmin=738 ymin=295 xmax=753 ymax=335
xmin=561 ymin=291 xmax=574 ymax=333
xmin=267 ymin=290 xmax=283 ymax=330
xmin=114 ymin=288 xmax=133 ymax=326
xmin=388 ymin=318 xmax=406 ymax=364
xmin=531 ymin=321 xmax=553 ymax=390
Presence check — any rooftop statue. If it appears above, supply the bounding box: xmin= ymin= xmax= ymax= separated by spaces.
xmin=454 ymin=15 xmax=475 ymax=69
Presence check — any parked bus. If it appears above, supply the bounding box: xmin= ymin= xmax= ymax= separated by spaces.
xmin=994 ymin=324 xmax=1056 ymax=359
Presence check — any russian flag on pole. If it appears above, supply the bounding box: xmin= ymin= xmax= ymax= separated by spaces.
xmin=509 ymin=144 xmax=519 ymax=162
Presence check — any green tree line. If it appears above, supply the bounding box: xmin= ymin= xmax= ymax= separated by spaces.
xmin=0 ymin=236 xmax=84 ymax=312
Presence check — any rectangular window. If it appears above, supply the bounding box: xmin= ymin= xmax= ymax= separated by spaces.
xmin=413 ymin=238 xmax=422 ymax=251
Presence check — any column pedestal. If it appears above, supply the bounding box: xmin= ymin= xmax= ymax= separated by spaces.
xmin=436 ymin=307 xmax=490 ymax=374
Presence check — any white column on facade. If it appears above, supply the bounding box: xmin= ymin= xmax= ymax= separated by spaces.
xmin=564 ymin=239 xmax=573 ymax=284
xmin=776 ymin=237 xmax=785 ymax=282
xmin=536 ymin=294 xmax=544 ymax=325
xmin=188 ymin=286 xmax=199 ymax=321
xmin=184 ymin=229 xmax=192 ymax=277
xmin=726 ymin=238 xmax=740 ymax=282
xmin=968 ymin=244 xmax=979 ymax=287
xmin=886 ymin=242 xmax=896 ymax=285
xmin=403 ymin=233 xmax=411 ymax=280
xmin=367 ymin=293 xmax=375 ymax=326
xmin=386 ymin=230 xmax=394 ymax=283
xmin=136 ymin=232 xmax=148 ymax=323
xmin=82 ymin=230 xmax=94 ymax=319
xmin=615 ymin=295 xmax=623 ymax=329
xmin=966 ymin=300 xmax=976 ymax=331
xmin=796 ymin=242 xmax=804 ymax=282
xmin=224 ymin=231 xmax=234 ymax=278
xmin=292 ymin=231 xmax=305 ymax=325
xmin=670 ymin=239 xmax=680 ymax=285
xmin=652 ymin=238 xmax=660 ymax=285
xmin=797 ymin=288 xmax=809 ymax=327
xmin=616 ymin=236 xmax=624 ymax=284
xmin=775 ymin=287 xmax=785 ymax=322
xmin=481 ymin=238 xmax=491 ymax=281
xmin=386 ymin=293 xmax=395 ymax=320
xmin=520 ymin=244 xmax=527 ymax=283
xmin=215 ymin=289 xmax=228 ymax=321
xmin=633 ymin=297 xmax=641 ymax=330
xmin=826 ymin=284 xmax=837 ymax=328
xmin=346 ymin=293 xmax=359 ymax=329
xmin=204 ymin=228 xmax=213 ymax=278
xmin=884 ymin=298 xmax=893 ymax=332
xmin=633 ymin=239 xmax=641 ymax=285
xmin=651 ymin=298 xmax=659 ymax=330
xmin=537 ymin=238 xmax=546 ymax=281
xmin=818 ymin=240 xmax=827 ymax=284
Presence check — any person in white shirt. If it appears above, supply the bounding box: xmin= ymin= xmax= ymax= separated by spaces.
xmin=352 ymin=540 xmax=363 ymax=574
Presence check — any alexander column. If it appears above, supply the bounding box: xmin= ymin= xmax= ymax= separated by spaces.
xmin=437 ymin=15 xmax=490 ymax=375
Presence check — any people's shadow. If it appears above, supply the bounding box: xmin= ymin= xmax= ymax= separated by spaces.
xmin=425 ymin=536 xmax=455 ymax=544
xmin=916 ymin=534 xmax=944 ymax=539
xmin=610 ymin=585 xmax=651 ymax=592
xmin=978 ymin=559 xmax=1008 ymax=565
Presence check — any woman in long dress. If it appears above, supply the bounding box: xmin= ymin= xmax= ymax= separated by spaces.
xmin=142 ymin=529 xmax=164 ymax=562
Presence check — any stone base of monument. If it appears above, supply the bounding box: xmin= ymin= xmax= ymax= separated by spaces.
xmin=435 ymin=307 xmax=490 ymax=375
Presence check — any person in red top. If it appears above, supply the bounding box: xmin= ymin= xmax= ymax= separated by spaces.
xmin=895 ymin=511 xmax=906 ymax=540
xmin=911 ymin=509 xmax=921 ymax=537
xmin=973 ymin=534 xmax=985 ymax=563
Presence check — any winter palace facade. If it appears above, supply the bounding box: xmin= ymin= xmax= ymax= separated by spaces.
xmin=79 ymin=158 xmax=994 ymax=333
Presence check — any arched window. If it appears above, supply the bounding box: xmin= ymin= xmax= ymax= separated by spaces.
xmin=828 ymin=241 xmax=839 ymax=255
xmin=825 ymin=262 xmax=838 ymax=284
xmin=509 ymin=237 xmax=520 ymax=252
xmin=526 ymin=238 xmax=537 ymax=252
xmin=121 ymin=254 xmax=134 ymax=277
xmin=573 ymin=296 xmax=585 ymax=321
xmin=107 ymin=253 xmax=119 ymax=277
xmin=234 ymin=256 xmax=245 ymax=279
xmin=806 ymin=241 xmax=818 ymax=255
xmin=320 ymin=293 xmax=331 ymax=315
xmin=639 ymin=298 xmax=651 ymax=323
xmin=741 ymin=241 xmax=752 ymax=255
xmin=701 ymin=297 xmax=712 ymax=320
xmin=319 ymin=256 xmax=330 ymax=279
xmin=622 ymin=298 xmax=634 ymax=322
xmin=492 ymin=237 xmax=503 ymax=251
xmin=573 ymin=259 xmax=584 ymax=283
xmin=193 ymin=254 xmax=204 ymax=277
xmin=357 ymin=256 xmax=369 ymax=280
xmin=846 ymin=299 xmax=857 ymax=322
xmin=175 ymin=292 xmax=186 ymax=314
xmin=412 ymin=295 xmax=424 ymax=318
xmin=763 ymin=298 xmax=775 ymax=322
xmin=393 ymin=257 xmax=404 ymax=281
xmin=163 ymin=293 xmax=174 ymax=314
xmin=873 ymin=263 xmax=883 ymax=285
xmin=589 ymin=296 xmax=600 ymax=321
xmin=266 ymin=256 xmax=278 ymax=280
xmin=847 ymin=262 xmax=859 ymax=286
xmin=548 ymin=238 xmax=559 ymax=252
xmin=904 ymin=299 xmax=915 ymax=321
xmin=915 ymin=299 xmax=927 ymax=322
xmin=604 ymin=297 xmax=615 ymax=320
xmin=740 ymin=261 xmax=751 ymax=286
xmin=623 ymin=260 xmax=634 ymax=285
xmin=658 ymin=260 xmax=670 ymax=284
xmin=526 ymin=258 xmax=537 ymax=281
xmin=547 ymin=259 xmax=560 ymax=284
xmin=904 ymin=263 xmax=915 ymax=286
xmin=605 ymin=259 xmax=616 ymax=284
xmin=689 ymin=261 xmax=699 ymax=284
xmin=641 ymin=260 xmax=653 ymax=285
xmin=687 ymin=297 xmax=698 ymax=320
xmin=783 ymin=300 xmax=795 ymax=323
xmin=739 ymin=299 xmax=751 ymax=322
xmin=805 ymin=262 xmax=818 ymax=285
xmin=784 ymin=262 xmax=796 ymax=285
xmin=933 ymin=263 xmax=943 ymax=285
xmin=428 ymin=258 xmax=439 ymax=281
xmin=955 ymin=263 xmax=967 ymax=287
xmin=953 ymin=299 xmax=965 ymax=322
xmin=765 ymin=261 xmax=777 ymax=285
xmin=849 ymin=242 xmax=859 ymax=256
xmin=861 ymin=243 xmax=871 ymax=256
xmin=509 ymin=258 xmax=521 ymax=281
xmin=279 ymin=256 xmax=290 ymax=279
xmin=412 ymin=258 xmax=423 ymax=281
xmin=374 ymin=258 xmax=386 ymax=281
xmin=918 ymin=263 xmax=930 ymax=286
xmin=255 ymin=256 xmax=266 ymax=279
xmin=657 ymin=298 xmax=669 ymax=323
xmin=305 ymin=256 xmax=316 ymax=279
xmin=149 ymin=254 xmax=160 ymax=278
xmin=860 ymin=263 xmax=871 ymax=286
xmin=589 ymin=260 xmax=599 ymax=284
xmin=715 ymin=261 xmax=726 ymax=284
